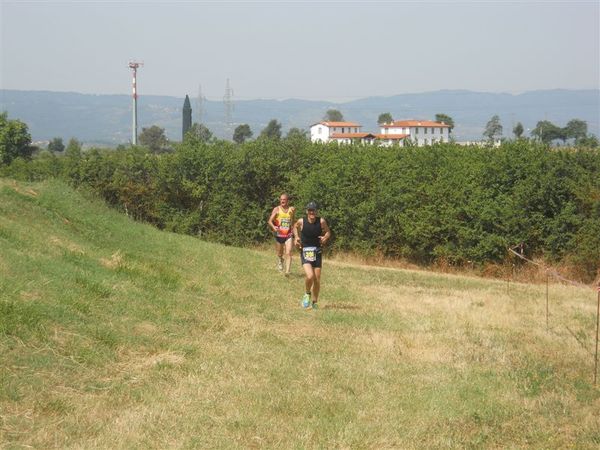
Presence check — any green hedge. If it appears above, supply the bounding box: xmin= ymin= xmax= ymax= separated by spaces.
xmin=3 ymin=139 xmax=599 ymax=280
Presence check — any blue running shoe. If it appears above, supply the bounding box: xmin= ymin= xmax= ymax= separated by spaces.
xmin=301 ymin=293 xmax=311 ymax=309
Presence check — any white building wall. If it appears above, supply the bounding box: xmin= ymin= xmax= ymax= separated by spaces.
xmin=310 ymin=124 xmax=331 ymax=143
xmin=382 ymin=125 xmax=449 ymax=146
xmin=416 ymin=126 xmax=449 ymax=145
xmin=381 ymin=126 xmax=410 ymax=135
xmin=310 ymin=124 xmax=361 ymax=143
xmin=328 ymin=126 xmax=360 ymax=134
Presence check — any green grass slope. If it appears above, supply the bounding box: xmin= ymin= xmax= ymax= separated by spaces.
xmin=1 ymin=178 xmax=599 ymax=449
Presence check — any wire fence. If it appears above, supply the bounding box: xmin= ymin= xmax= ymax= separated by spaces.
xmin=507 ymin=244 xmax=600 ymax=385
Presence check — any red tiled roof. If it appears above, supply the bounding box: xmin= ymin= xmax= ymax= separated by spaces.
xmin=375 ymin=134 xmax=409 ymax=140
xmin=330 ymin=132 xmax=374 ymax=139
xmin=313 ymin=121 xmax=361 ymax=127
xmin=381 ymin=120 xmax=449 ymax=128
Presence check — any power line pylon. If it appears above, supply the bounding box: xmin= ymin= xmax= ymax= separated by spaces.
xmin=196 ymin=84 xmax=205 ymax=125
xmin=223 ymin=78 xmax=234 ymax=136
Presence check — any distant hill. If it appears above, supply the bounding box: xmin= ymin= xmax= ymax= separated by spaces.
xmin=1 ymin=88 xmax=598 ymax=145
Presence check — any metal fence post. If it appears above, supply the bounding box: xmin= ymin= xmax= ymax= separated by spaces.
xmin=594 ymin=288 xmax=599 ymax=385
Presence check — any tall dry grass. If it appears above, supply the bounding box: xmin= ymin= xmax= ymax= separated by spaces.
xmin=1 ymin=179 xmax=599 ymax=448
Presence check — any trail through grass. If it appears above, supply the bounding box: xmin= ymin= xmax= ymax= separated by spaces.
xmin=1 ymin=179 xmax=599 ymax=448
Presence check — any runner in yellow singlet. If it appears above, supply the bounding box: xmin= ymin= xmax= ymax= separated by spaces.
xmin=268 ymin=193 xmax=296 ymax=276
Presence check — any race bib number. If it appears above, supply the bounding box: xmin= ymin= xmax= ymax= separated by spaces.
xmin=279 ymin=218 xmax=291 ymax=229
xmin=277 ymin=217 xmax=291 ymax=237
xmin=302 ymin=246 xmax=318 ymax=262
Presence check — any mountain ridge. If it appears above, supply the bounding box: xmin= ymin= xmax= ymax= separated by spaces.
xmin=1 ymin=88 xmax=598 ymax=145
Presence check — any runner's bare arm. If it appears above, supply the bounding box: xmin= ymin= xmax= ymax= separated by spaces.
xmin=294 ymin=218 xmax=303 ymax=248
xmin=319 ymin=218 xmax=331 ymax=245
xmin=267 ymin=207 xmax=279 ymax=232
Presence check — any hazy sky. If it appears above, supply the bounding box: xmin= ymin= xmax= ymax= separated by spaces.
xmin=1 ymin=0 xmax=598 ymax=101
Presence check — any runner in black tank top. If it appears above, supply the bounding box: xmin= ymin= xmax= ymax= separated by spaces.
xmin=301 ymin=217 xmax=322 ymax=249
xmin=293 ymin=201 xmax=331 ymax=310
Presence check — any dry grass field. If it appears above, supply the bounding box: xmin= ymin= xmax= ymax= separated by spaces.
xmin=1 ymin=179 xmax=599 ymax=448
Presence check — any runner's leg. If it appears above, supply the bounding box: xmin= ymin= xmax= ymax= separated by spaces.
xmin=284 ymin=237 xmax=293 ymax=274
xmin=303 ymin=263 xmax=315 ymax=294
xmin=275 ymin=241 xmax=284 ymax=270
xmin=312 ymin=267 xmax=321 ymax=303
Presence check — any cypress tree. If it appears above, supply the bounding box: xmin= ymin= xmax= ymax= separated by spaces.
xmin=182 ymin=95 xmax=192 ymax=140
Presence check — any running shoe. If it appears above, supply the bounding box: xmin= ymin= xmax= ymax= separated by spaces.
xmin=311 ymin=302 xmax=318 ymax=310
xmin=277 ymin=259 xmax=283 ymax=272
xmin=301 ymin=293 xmax=311 ymax=309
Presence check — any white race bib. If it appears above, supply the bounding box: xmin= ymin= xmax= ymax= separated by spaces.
xmin=302 ymin=246 xmax=318 ymax=262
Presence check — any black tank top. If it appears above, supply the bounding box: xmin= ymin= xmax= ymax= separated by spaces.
xmin=301 ymin=217 xmax=322 ymax=248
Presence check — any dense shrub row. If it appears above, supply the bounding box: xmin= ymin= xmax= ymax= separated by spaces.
xmin=3 ymin=139 xmax=599 ymax=280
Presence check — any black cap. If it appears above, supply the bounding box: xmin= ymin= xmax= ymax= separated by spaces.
xmin=306 ymin=201 xmax=317 ymax=210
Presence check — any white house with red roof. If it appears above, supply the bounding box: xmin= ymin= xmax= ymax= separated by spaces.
xmin=310 ymin=121 xmax=367 ymax=143
xmin=310 ymin=119 xmax=450 ymax=146
xmin=379 ymin=120 xmax=450 ymax=146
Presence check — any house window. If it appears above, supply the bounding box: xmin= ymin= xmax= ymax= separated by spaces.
xmin=415 ymin=128 xmax=419 ymax=134
xmin=424 ymin=127 xmax=427 ymax=134
xmin=342 ymin=128 xmax=345 ymax=133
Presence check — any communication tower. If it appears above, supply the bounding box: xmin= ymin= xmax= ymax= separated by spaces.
xmin=128 ymin=61 xmax=143 ymax=145
xmin=223 ymin=78 xmax=234 ymax=135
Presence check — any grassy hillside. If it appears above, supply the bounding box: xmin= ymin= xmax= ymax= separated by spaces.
xmin=1 ymin=179 xmax=599 ymax=448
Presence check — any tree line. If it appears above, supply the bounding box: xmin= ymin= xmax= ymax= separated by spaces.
xmin=2 ymin=111 xmax=599 ymax=281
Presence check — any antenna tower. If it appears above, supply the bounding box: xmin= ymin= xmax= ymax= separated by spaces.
xmin=196 ymin=84 xmax=205 ymax=124
xmin=223 ymin=78 xmax=234 ymax=135
xmin=128 ymin=61 xmax=143 ymax=145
